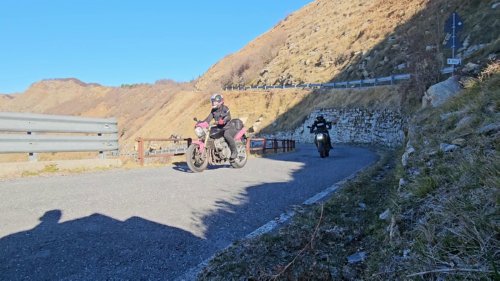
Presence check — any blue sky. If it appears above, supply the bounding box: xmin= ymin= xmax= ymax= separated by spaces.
xmin=0 ymin=1 xmax=312 ymax=94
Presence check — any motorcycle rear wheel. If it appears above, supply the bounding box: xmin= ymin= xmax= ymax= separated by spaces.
xmin=186 ymin=144 xmax=208 ymax=172
xmin=230 ymin=142 xmax=248 ymax=168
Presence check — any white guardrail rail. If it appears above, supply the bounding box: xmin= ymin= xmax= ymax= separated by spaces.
xmin=224 ymin=68 xmax=454 ymax=91
xmin=0 ymin=112 xmax=119 ymax=161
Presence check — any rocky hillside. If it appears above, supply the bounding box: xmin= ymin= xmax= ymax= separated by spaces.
xmin=195 ymin=0 xmax=499 ymax=92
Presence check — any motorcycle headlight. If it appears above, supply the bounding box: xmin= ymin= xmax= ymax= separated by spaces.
xmin=316 ymin=134 xmax=325 ymax=141
xmin=195 ymin=127 xmax=206 ymax=138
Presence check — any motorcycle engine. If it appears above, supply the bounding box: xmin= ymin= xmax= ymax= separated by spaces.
xmin=214 ymin=138 xmax=230 ymax=159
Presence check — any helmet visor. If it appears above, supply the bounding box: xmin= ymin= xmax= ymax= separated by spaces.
xmin=211 ymin=100 xmax=222 ymax=108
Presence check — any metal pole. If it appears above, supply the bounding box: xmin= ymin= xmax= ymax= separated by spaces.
xmin=452 ymin=12 xmax=456 ymax=74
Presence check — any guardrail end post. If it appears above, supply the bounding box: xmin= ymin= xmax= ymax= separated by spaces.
xmin=137 ymin=137 xmax=144 ymax=166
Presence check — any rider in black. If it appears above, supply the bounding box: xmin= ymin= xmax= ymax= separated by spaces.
xmin=203 ymin=93 xmax=238 ymax=161
xmin=310 ymin=115 xmax=333 ymax=149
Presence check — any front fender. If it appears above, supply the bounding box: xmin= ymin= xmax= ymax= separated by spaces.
xmin=191 ymin=140 xmax=206 ymax=151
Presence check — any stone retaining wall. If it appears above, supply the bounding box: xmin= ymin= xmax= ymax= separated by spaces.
xmin=264 ymin=108 xmax=406 ymax=147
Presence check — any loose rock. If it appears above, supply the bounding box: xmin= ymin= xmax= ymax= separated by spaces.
xmin=347 ymin=251 xmax=367 ymax=264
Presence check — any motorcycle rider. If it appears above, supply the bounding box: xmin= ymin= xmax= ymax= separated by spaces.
xmin=310 ymin=115 xmax=334 ymax=149
xmin=203 ymin=93 xmax=238 ymax=161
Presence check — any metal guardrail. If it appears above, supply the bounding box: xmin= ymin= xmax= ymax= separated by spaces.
xmin=0 ymin=112 xmax=117 ymax=133
xmin=224 ymin=69 xmax=454 ymax=91
xmin=0 ymin=112 xmax=119 ymax=161
xmin=135 ymin=137 xmax=192 ymax=166
xmin=246 ymin=138 xmax=296 ymax=154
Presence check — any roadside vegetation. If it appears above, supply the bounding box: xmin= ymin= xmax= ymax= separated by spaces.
xmin=199 ymin=64 xmax=499 ymax=280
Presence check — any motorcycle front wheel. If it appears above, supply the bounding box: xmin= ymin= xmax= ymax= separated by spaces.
xmin=186 ymin=144 xmax=208 ymax=172
xmin=230 ymin=142 xmax=248 ymax=168
xmin=318 ymin=142 xmax=327 ymax=158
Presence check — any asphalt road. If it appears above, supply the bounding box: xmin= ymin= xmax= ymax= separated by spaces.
xmin=0 ymin=144 xmax=377 ymax=280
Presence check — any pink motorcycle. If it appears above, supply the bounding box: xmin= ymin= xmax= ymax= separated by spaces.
xmin=186 ymin=118 xmax=248 ymax=172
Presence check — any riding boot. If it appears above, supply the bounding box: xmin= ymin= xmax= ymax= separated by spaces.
xmin=224 ymin=130 xmax=238 ymax=161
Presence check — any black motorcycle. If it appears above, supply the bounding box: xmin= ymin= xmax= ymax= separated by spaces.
xmin=307 ymin=126 xmax=331 ymax=158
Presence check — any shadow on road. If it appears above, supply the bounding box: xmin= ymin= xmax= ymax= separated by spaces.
xmin=171 ymin=161 xmax=231 ymax=173
xmin=0 ymin=209 xmax=207 ymax=280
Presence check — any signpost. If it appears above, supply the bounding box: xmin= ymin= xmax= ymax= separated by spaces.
xmin=444 ymin=12 xmax=464 ymax=73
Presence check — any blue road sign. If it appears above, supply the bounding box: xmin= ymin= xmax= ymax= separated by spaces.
xmin=444 ymin=12 xmax=464 ymax=50
xmin=445 ymin=35 xmax=463 ymax=49
xmin=445 ymin=12 xmax=464 ymax=33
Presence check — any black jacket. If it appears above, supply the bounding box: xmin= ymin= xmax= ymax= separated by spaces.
xmin=310 ymin=119 xmax=332 ymax=133
xmin=204 ymin=105 xmax=231 ymax=128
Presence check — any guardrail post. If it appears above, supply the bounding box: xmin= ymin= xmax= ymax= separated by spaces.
xmin=246 ymin=137 xmax=251 ymax=155
xmin=273 ymin=139 xmax=278 ymax=153
xmin=282 ymin=140 xmax=286 ymax=152
xmin=97 ymin=133 xmax=106 ymax=159
xmin=137 ymin=137 xmax=144 ymax=166
xmin=26 ymin=132 xmax=38 ymax=162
